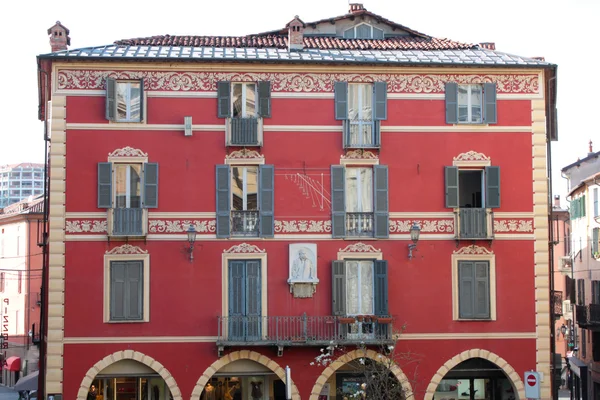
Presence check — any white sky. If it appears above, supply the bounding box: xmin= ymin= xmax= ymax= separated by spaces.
xmin=1 ymin=0 xmax=597 ymax=204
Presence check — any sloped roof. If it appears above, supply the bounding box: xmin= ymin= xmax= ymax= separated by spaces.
xmin=0 ymin=194 xmax=44 ymax=218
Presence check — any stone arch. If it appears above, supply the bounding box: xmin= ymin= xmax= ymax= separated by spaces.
xmin=308 ymin=349 xmax=414 ymax=400
xmin=76 ymin=350 xmax=183 ymax=400
xmin=191 ymin=350 xmax=301 ymax=400
xmin=423 ymin=349 xmax=525 ymax=400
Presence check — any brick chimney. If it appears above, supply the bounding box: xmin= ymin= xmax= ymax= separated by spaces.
xmin=287 ymin=16 xmax=304 ymax=52
xmin=479 ymin=42 xmax=496 ymax=50
xmin=48 ymin=21 xmax=70 ymax=52
xmin=589 ymin=139 xmax=594 ymax=155
xmin=349 ymin=3 xmax=365 ymax=13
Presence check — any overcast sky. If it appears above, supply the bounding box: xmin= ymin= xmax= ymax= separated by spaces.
xmin=1 ymin=0 xmax=597 ymax=204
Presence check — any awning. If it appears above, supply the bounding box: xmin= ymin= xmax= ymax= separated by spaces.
xmin=5 ymin=357 xmax=21 ymax=372
xmin=14 ymin=370 xmax=38 ymax=391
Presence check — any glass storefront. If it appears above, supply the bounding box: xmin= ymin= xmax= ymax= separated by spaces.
xmin=201 ymin=376 xmax=278 ymax=400
xmin=89 ymin=376 xmax=172 ymax=400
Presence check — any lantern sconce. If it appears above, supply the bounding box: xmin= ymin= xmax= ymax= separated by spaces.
xmin=408 ymin=223 xmax=421 ymax=260
xmin=186 ymin=225 xmax=197 ymax=262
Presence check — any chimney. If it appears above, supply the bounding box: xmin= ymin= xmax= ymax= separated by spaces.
xmin=589 ymin=139 xmax=594 ymax=155
xmin=479 ymin=42 xmax=496 ymax=50
xmin=531 ymin=56 xmax=545 ymax=61
xmin=554 ymin=195 xmax=560 ymax=208
xmin=287 ymin=16 xmax=304 ymax=52
xmin=48 ymin=21 xmax=70 ymax=52
xmin=349 ymin=3 xmax=365 ymax=13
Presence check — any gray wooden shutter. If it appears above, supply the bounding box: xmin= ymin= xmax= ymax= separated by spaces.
xmin=483 ymin=83 xmax=497 ymax=124
xmin=110 ymin=261 xmax=126 ymax=320
xmin=594 ymin=188 xmax=599 ymax=217
xmin=331 ymin=166 xmax=346 ymax=238
xmin=98 ymin=162 xmax=113 ymax=209
xmin=374 ymin=260 xmax=388 ymax=316
xmin=474 ymin=261 xmax=490 ymax=318
xmin=373 ymin=165 xmax=389 ymax=238
xmin=245 ymin=260 xmax=262 ymax=340
xmin=216 ymin=165 xmax=230 ymax=238
xmin=485 ymin=166 xmax=501 ymax=208
xmin=105 ymin=78 xmax=116 ymax=121
xmin=228 ymin=260 xmax=245 ymax=340
xmin=258 ymin=81 xmax=271 ymax=118
xmin=332 ymin=261 xmax=346 ymax=315
xmin=445 ymin=82 xmax=458 ymax=124
xmin=593 ymin=228 xmax=599 ymax=256
xmin=373 ymin=82 xmax=387 ymax=120
xmin=583 ymin=195 xmax=586 ymax=217
xmin=139 ymin=78 xmax=145 ymax=122
xmin=126 ymin=261 xmax=143 ymax=320
xmin=445 ymin=166 xmax=459 ymax=208
xmin=334 ymin=82 xmax=348 ymax=120
xmin=217 ymin=81 xmax=231 ymax=118
xmin=458 ymin=261 xmax=474 ymax=319
xmin=143 ymin=162 xmax=159 ymax=208
xmin=259 ymin=165 xmax=274 ymax=238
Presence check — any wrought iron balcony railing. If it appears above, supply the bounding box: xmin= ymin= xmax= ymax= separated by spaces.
xmin=231 ymin=210 xmax=259 ymax=236
xmin=575 ymin=304 xmax=600 ymax=328
xmin=346 ymin=212 xmax=374 ymax=237
xmin=455 ymin=208 xmax=492 ymax=240
xmin=112 ymin=208 xmax=144 ymax=236
xmin=227 ymin=117 xmax=260 ymax=146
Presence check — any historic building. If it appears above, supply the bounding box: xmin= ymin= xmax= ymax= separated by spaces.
xmin=36 ymin=4 xmax=557 ymax=400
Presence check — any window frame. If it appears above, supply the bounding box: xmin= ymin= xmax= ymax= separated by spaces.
xmin=343 ymin=23 xmax=384 ymax=39
xmin=345 ymin=167 xmax=373 ymax=213
xmin=231 ymin=82 xmax=258 ymax=118
xmin=230 ymin=165 xmax=259 ymax=212
xmin=344 ymin=259 xmax=375 ymax=316
xmin=106 ymin=78 xmax=146 ymax=124
xmin=458 ymin=84 xmax=484 ymax=124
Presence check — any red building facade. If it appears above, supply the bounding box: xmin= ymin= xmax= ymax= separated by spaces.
xmin=37 ymin=5 xmax=557 ymax=400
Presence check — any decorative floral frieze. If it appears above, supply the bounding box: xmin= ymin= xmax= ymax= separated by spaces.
xmin=275 ymin=220 xmax=331 ymax=233
xmin=65 ymin=220 xmax=107 ymax=233
xmin=106 ymin=244 xmax=148 ymax=255
xmin=341 ymin=150 xmax=378 ymax=160
xmin=453 ymin=245 xmax=493 ymax=255
xmin=57 ymin=70 xmax=540 ymax=94
xmin=226 ymin=149 xmax=264 ymax=160
xmin=338 ymin=242 xmax=381 ymax=253
xmin=108 ymin=146 xmax=148 ymax=158
xmin=148 ymin=219 xmax=216 ymax=233
xmin=389 ymin=219 xmax=454 ymax=233
xmin=453 ymin=151 xmax=490 ymax=162
xmin=494 ymin=219 xmax=533 ymax=233
xmin=224 ymin=243 xmax=265 ymax=254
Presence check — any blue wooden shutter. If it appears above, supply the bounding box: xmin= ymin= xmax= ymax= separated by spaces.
xmin=485 ymin=166 xmax=501 ymax=208
xmin=334 ymin=82 xmax=348 ymax=120
xmin=228 ymin=261 xmax=245 ymax=340
xmin=258 ymin=81 xmax=271 ymax=118
xmin=126 ymin=261 xmax=143 ymax=320
xmin=217 ymin=81 xmax=231 ymax=118
xmin=110 ymin=261 xmax=126 ymax=320
xmin=216 ymin=165 xmax=230 ymax=238
xmin=331 ymin=166 xmax=346 ymax=238
xmin=474 ymin=261 xmax=490 ymax=318
xmin=458 ymin=261 xmax=474 ymax=319
xmin=373 ymin=165 xmax=389 ymax=238
xmin=143 ymin=162 xmax=159 ymax=208
xmin=445 ymin=166 xmax=459 ymax=208
xmin=332 ymin=261 xmax=346 ymax=315
xmin=259 ymin=165 xmax=274 ymax=238
xmin=245 ymin=260 xmax=262 ymax=340
xmin=374 ymin=260 xmax=388 ymax=316
xmin=98 ymin=162 xmax=113 ymax=209
xmin=139 ymin=78 xmax=145 ymax=122
xmin=373 ymin=82 xmax=387 ymax=120
xmin=483 ymin=83 xmax=497 ymax=124
xmin=445 ymin=82 xmax=458 ymax=124
xmin=105 ymin=78 xmax=116 ymax=121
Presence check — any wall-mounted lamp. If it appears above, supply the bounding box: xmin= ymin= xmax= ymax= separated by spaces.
xmin=408 ymin=223 xmax=421 ymax=259
xmin=560 ymin=323 xmax=568 ymax=338
xmin=186 ymin=225 xmax=197 ymax=262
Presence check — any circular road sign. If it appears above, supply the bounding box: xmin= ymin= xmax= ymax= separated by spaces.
xmin=527 ymin=374 xmax=537 ymax=387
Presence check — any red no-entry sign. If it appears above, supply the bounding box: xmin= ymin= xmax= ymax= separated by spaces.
xmin=527 ymin=374 xmax=537 ymax=386
xmin=524 ymin=371 xmax=541 ymax=399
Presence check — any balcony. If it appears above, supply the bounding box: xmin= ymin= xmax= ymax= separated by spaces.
xmin=343 ymin=120 xmax=380 ymax=149
xmin=575 ymin=304 xmax=600 ymax=329
xmin=553 ymin=290 xmax=563 ymax=317
xmin=227 ymin=117 xmax=261 ymax=146
xmin=217 ymin=314 xmax=394 ymax=356
xmin=455 ymin=208 xmax=493 ymax=240
xmin=346 ymin=212 xmax=374 ymax=237
xmin=110 ymin=208 xmax=144 ymax=236
xmin=231 ymin=210 xmax=259 ymax=236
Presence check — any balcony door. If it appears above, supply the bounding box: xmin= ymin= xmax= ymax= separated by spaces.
xmin=229 ymin=260 xmax=261 ymax=341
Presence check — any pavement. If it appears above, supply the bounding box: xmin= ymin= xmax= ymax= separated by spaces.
xmin=0 ymin=386 xmax=18 ymax=400
xmin=558 ymin=388 xmax=571 ymax=399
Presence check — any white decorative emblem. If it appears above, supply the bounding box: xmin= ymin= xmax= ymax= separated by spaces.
xmin=108 ymin=146 xmax=148 ymax=158
xmin=106 ymin=244 xmax=148 ymax=255
xmin=338 ymin=242 xmax=381 ymax=253
xmin=66 ymin=220 xmax=107 ymax=233
xmin=341 ymin=150 xmax=378 ymax=160
xmin=453 ymin=245 xmax=493 ymax=255
xmin=149 ymin=220 xmax=216 ymax=233
xmin=494 ymin=220 xmax=533 ymax=233
xmin=275 ymin=220 xmax=331 ymax=233
xmin=225 ymin=149 xmax=264 ymax=160
xmin=224 ymin=243 xmax=266 ymax=254
xmin=389 ymin=219 xmax=454 ymax=233
xmin=453 ymin=151 xmax=490 ymax=162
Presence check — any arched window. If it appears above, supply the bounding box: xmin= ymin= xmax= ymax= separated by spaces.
xmin=343 ymin=24 xmax=384 ymax=39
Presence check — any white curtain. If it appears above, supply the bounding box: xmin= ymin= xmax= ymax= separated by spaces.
xmin=346 ymin=261 xmax=374 ymax=315
xmin=348 ymin=84 xmax=373 ymax=145
xmin=345 ymin=168 xmax=373 ymax=213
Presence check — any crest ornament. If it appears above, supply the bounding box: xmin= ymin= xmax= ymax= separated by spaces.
xmin=453 ymin=151 xmax=490 ymax=162
xmin=108 ymin=146 xmax=148 ymax=158
xmin=338 ymin=242 xmax=382 ymax=253
xmin=453 ymin=245 xmax=493 ymax=255
xmin=224 ymin=243 xmax=266 ymax=254
xmin=106 ymin=244 xmax=148 ymax=255
xmin=226 ymin=149 xmax=264 ymax=160
xmin=341 ymin=150 xmax=379 ymax=160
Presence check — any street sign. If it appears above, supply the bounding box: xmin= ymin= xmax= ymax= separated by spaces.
xmin=524 ymin=371 xmax=540 ymax=399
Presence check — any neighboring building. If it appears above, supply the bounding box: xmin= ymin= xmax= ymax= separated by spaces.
xmin=0 ymin=164 xmax=45 ymax=209
xmin=0 ymin=195 xmax=44 ymax=386
xmin=36 ymin=5 xmax=557 ymax=400
xmin=562 ymin=143 xmax=600 ymax=399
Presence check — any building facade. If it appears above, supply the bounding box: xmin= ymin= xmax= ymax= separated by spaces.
xmin=37 ymin=5 xmax=557 ymax=400
xmin=0 ymin=164 xmax=45 ymax=209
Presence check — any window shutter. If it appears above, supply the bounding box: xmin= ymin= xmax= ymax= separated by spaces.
xmin=458 ymin=261 xmax=474 ymax=319
xmin=373 ymin=82 xmax=387 ymax=121
xmin=332 ymin=261 xmax=346 ymax=315
xmin=583 ymin=195 xmax=586 ymax=217
xmin=445 ymin=82 xmax=458 ymax=124
xmin=374 ymin=260 xmax=388 ymax=316
xmin=217 ymin=81 xmax=231 ymax=118
xmin=258 ymin=81 xmax=271 ymax=118
xmin=445 ymin=166 xmax=459 ymax=208
xmin=245 ymin=260 xmax=262 ymax=340
xmin=334 ymin=82 xmax=348 ymax=120
xmin=485 ymin=166 xmax=501 ymax=208
xmin=259 ymin=165 xmax=274 ymax=238
xmin=110 ymin=261 xmax=126 ymax=320
xmin=139 ymin=78 xmax=145 ymax=122
xmin=483 ymin=83 xmax=497 ymax=124
xmin=228 ymin=261 xmax=245 ymax=340
xmin=126 ymin=261 xmax=143 ymax=320
xmin=331 ymin=166 xmax=346 ymax=238
xmin=373 ymin=165 xmax=389 ymax=238
xmin=216 ymin=165 xmax=230 ymax=238
xmin=105 ymin=78 xmax=116 ymax=121
xmin=594 ymin=188 xmax=599 ymax=217
xmin=143 ymin=162 xmax=159 ymax=208
xmin=474 ymin=262 xmax=490 ymax=318
xmin=98 ymin=162 xmax=113 ymax=209
xmin=593 ymin=228 xmax=599 ymax=256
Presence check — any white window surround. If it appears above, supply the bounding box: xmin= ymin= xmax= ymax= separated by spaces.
xmin=452 ymin=150 xmax=491 ymax=168
xmin=103 ymin=245 xmax=150 ymax=323
xmin=451 ymin=245 xmax=496 ymax=321
xmin=225 ymin=150 xmax=265 ymax=166
xmin=337 ymin=242 xmax=383 ymax=260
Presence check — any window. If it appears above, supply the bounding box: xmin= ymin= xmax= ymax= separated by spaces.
xmin=571 ymin=195 xmax=586 ymax=220
xmin=216 ymin=165 xmax=274 ymax=238
xmin=109 ymin=261 xmax=143 ymax=321
xmin=343 ymin=23 xmax=384 ymax=39
xmin=18 ymin=271 xmax=22 ymax=294
xmin=582 ymin=329 xmax=587 ymax=358
xmin=217 ymin=81 xmax=271 ymax=146
xmin=228 ymin=260 xmax=262 ymax=341
xmin=98 ymin=161 xmax=158 ymax=236
xmin=105 ymin=78 xmax=144 ymax=123
xmin=592 ymin=281 xmax=600 ymax=304
xmin=578 ymin=279 xmax=586 ymax=306
xmin=334 ymin=82 xmax=387 ymax=148
xmin=0 ymin=273 xmax=4 ymax=292
xmin=445 ymin=82 xmax=497 ymax=124
xmin=592 ymin=228 xmax=599 ymax=258
xmin=457 ymin=261 xmax=490 ymax=319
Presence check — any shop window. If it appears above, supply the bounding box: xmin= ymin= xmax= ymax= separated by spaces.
xmin=200 ymin=376 xmax=268 ymax=400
